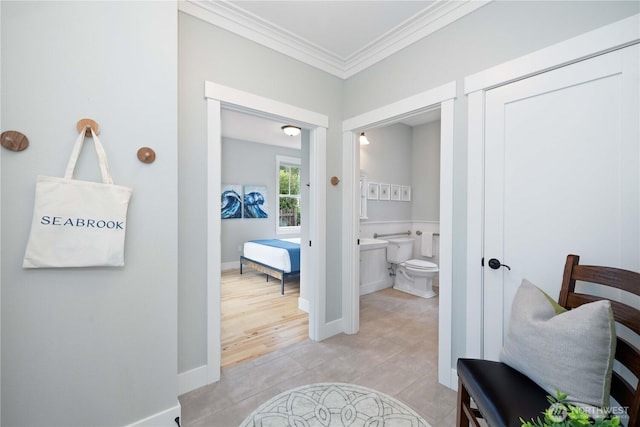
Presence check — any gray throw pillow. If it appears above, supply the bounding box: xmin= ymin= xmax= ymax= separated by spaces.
xmin=499 ymin=279 xmax=616 ymax=408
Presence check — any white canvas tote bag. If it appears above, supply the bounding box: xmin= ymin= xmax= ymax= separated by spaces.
xmin=23 ymin=128 xmax=132 ymax=268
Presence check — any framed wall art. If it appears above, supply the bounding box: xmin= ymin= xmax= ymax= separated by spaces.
xmin=221 ymin=184 xmax=243 ymax=219
xmin=243 ymin=185 xmax=268 ymax=218
xmin=367 ymin=182 xmax=379 ymax=200
xmin=401 ymin=185 xmax=411 ymax=202
xmin=390 ymin=185 xmax=401 ymax=201
xmin=379 ymin=183 xmax=390 ymax=200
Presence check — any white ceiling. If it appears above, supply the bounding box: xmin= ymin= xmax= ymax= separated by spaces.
xmin=227 ymin=1 xmax=435 ymax=60
xmin=222 ymin=109 xmax=302 ymax=149
xmin=185 ymin=0 xmax=481 ymax=145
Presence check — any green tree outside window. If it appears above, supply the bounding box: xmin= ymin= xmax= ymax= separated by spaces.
xmin=279 ymin=164 xmax=301 ymax=227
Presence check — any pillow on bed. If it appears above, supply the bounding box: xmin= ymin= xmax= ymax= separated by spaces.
xmin=499 ymin=279 xmax=616 ymax=408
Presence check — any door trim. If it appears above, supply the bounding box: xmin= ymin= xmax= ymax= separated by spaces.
xmin=205 ymin=81 xmax=328 ymax=384
xmin=342 ymin=81 xmax=457 ymax=388
xmin=464 ymin=14 xmax=640 ymax=358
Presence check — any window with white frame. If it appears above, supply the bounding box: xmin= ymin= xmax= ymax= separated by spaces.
xmin=277 ymin=155 xmax=301 ymax=233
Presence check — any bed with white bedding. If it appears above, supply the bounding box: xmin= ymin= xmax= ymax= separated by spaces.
xmin=240 ymin=237 xmax=301 ymax=295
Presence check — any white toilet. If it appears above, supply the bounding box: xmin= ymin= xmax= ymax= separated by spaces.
xmin=386 ymin=237 xmax=438 ymax=298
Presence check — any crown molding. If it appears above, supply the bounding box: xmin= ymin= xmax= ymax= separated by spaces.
xmin=179 ymin=0 xmax=346 ymax=77
xmin=179 ymin=0 xmax=490 ymax=79
xmin=344 ymin=1 xmax=490 ymax=77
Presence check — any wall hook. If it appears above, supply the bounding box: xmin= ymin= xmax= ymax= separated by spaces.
xmin=1 ymin=130 xmax=29 ymax=151
xmin=137 ymin=147 xmax=156 ymax=164
xmin=76 ymin=118 xmax=100 ymax=136
xmin=330 ymin=176 xmax=340 ymax=186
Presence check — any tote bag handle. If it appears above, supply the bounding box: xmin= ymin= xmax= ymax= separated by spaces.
xmin=64 ymin=127 xmax=113 ymax=184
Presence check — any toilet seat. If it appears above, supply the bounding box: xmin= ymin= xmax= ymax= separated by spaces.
xmin=403 ymin=259 xmax=438 ymax=270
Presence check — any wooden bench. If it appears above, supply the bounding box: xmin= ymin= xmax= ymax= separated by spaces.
xmin=457 ymin=254 xmax=640 ymax=427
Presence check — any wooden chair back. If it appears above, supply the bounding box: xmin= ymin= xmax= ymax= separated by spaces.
xmin=558 ymin=254 xmax=640 ymax=425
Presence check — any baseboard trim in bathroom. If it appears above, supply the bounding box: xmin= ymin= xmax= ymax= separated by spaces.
xmin=360 ymin=282 xmax=392 ymax=296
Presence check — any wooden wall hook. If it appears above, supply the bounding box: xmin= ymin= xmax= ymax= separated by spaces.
xmin=137 ymin=147 xmax=156 ymax=164
xmin=76 ymin=118 xmax=100 ymax=136
xmin=1 ymin=130 xmax=29 ymax=152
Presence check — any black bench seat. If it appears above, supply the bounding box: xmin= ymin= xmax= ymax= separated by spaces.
xmin=457 ymin=358 xmax=550 ymax=427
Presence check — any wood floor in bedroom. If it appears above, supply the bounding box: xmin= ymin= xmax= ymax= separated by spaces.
xmin=221 ymin=268 xmax=308 ymax=368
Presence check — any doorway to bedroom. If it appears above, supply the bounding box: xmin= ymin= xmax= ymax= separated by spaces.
xmin=206 ymin=81 xmax=328 ymax=385
xmin=220 ymin=109 xmax=310 ymax=368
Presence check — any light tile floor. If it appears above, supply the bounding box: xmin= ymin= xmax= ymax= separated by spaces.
xmin=178 ymin=287 xmax=457 ymax=426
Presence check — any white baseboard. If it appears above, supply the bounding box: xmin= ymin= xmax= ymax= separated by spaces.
xmin=359 ymin=281 xmax=392 ymax=296
xmin=178 ymin=365 xmax=208 ymax=395
xmin=317 ymin=317 xmax=345 ymax=341
xmin=126 ymin=402 xmax=181 ymax=427
xmin=222 ymin=260 xmax=240 ymax=271
xmin=449 ymin=368 xmax=458 ymax=391
xmin=298 ymin=297 xmax=309 ymax=313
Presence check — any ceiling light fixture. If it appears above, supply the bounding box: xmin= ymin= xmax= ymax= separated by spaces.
xmin=281 ymin=125 xmax=301 ymax=137
xmin=359 ymin=132 xmax=370 ymax=145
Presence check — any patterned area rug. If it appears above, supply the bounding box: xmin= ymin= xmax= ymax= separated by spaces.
xmin=239 ymin=382 xmax=431 ymax=427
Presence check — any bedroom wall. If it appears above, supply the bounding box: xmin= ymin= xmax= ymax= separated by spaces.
xmin=221 ymin=137 xmax=302 ymax=266
xmin=178 ymin=11 xmax=343 ymax=376
xmin=343 ymin=0 xmax=640 ymax=367
xmin=1 ymin=1 xmax=178 ymax=425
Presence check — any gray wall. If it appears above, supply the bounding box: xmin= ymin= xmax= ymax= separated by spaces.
xmin=360 ymin=121 xmax=441 ymax=223
xmin=1 ymin=1 xmax=178 ymax=425
xmin=221 ymin=137 xmax=301 ymax=264
xmin=360 ymin=121 xmax=440 ymax=222
xmin=360 ymin=123 xmax=412 ymax=221
xmin=178 ymin=12 xmax=344 ymax=374
xmin=343 ymin=0 xmax=639 ymax=365
xmin=412 ymin=121 xmax=440 ymax=222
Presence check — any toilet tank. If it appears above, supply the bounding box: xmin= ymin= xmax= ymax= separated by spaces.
xmin=386 ymin=238 xmax=414 ymax=263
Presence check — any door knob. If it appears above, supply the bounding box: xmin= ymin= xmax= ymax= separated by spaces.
xmin=488 ymin=258 xmax=511 ymax=270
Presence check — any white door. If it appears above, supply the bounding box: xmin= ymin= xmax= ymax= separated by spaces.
xmin=483 ymin=44 xmax=640 ymax=360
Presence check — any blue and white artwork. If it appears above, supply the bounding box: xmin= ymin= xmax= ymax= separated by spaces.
xmin=243 ymin=185 xmax=268 ymax=219
xmin=221 ymin=184 xmax=243 ymax=219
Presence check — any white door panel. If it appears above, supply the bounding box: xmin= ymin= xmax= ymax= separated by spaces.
xmin=483 ymin=44 xmax=639 ymax=360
